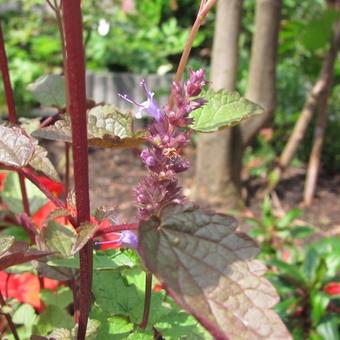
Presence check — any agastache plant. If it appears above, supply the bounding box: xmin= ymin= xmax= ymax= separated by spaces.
xmin=0 ymin=1 xmax=292 ymax=339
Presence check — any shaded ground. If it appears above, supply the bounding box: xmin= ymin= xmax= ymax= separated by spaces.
xmin=49 ymin=142 xmax=339 ymax=233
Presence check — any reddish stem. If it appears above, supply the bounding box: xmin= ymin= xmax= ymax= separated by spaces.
xmin=139 ymin=271 xmax=153 ymax=330
xmin=18 ymin=175 xmax=31 ymax=216
xmin=0 ymin=20 xmax=31 ymax=218
xmin=61 ymin=2 xmax=92 ymax=340
xmin=0 ymin=21 xmax=17 ymax=124
xmin=95 ymin=223 xmax=138 ymax=237
xmin=0 ymin=164 xmax=77 ymax=227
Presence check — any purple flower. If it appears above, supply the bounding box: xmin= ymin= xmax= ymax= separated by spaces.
xmin=94 ymin=230 xmax=138 ymax=249
xmin=120 ymin=230 xmax=138 ymax=248
xmin=118 ymin=80 xmax=163 ymax=121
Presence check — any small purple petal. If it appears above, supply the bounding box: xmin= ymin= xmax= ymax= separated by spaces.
xmin=120 ymin=230 xmax=138 ymax=248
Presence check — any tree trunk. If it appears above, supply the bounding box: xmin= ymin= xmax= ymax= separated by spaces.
xmin=242 ymin=0 xmax=282 ymax=146
xmin=194 ymin=0 xmax=243 ymax=210
xmin=271 ymin=20 xmax=340 ymax=189
xmin=303 ymin=20 xmax=340 ymax=205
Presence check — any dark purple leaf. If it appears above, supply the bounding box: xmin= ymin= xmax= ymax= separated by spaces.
xmin=138 ymin=204 xmax=291 ymax=339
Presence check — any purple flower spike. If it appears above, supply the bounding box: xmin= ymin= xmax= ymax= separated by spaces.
xmin=118 ymin=80 xmax=163 ymax=121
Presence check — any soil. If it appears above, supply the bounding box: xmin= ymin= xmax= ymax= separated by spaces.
xmin=48 ymin=142 xmax=340 ymax=235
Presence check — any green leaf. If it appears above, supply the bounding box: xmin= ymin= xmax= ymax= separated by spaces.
xmin=304 ymin=248 xmax=321 ymax=282
xmin=40 ymin=221 xmax=77 ymax=258
xmin=190 ymin=90 xmax=264 ymax=132
xmin=268 ymin=259 xmax=306 ymax=285
xmin=126 ymin=330 xmax=153 ymax=339
xmin=29 ymin=144 xmax=60 ymax=181
xmin=45 ymin=328 xmax=72 ymax=340
xmin=40 ymin=286 xmax=73 ymax=309
xmin=311 ymin=292 xmax=331 ymax=326
xmin=32 ymin=106 xmax=147 ymax=148
xmin=0 ymin=125 xmax=34 ymax=167
xmin=48 ymin=251 xmax=136 ymax=270
xmin=13 ymin=303 xmax=37 ymax=329
xmin=2 ymin=171 xmax=48 ymax=214
xmin=277 ymin=208 xmax=301 ymax=229
xmin=2 ymin=225 xmax=30 ymax=241
xmin=317 ymin=315 xmax=340 ymax=340
xmin=301 ymin=10 xmax=340 ymax=51
xmin=290 ymin=226 xmax=315 ymax=239
xmin=34 ymin=305 xmax=73 ymax=337
xmin=155 ymin=308 xmax=212 ymax=339
xmin=93 ymin=270 xmax=140 ymax=316
xmin=28 ymin=74 xmax=66 ymax=108
xmin=71 ymin=319 xmax=100 ymax=340
xmin=90 ymin=307 xmax=134 ymax=339
xmin=71 ymin=222 xmax=98 ymax=255
xmin=138 ymin=204 xmax=290 ymax=339
xmin=0 ymin=235 xmax=15 ymax=256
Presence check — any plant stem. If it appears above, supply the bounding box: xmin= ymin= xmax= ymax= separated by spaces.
xmin=0 ymin=291 xmax=19 ymax=340
xmin=173 ymin=0 xmax=217 ymax=84
xmin=139 ymin=271 xmax=153 ymax=330
xmin=0 ymin=164 xmax=77 ymax=227
xmin=61 ymin=2 xmax=92 ymax=340
xmin=95 ymin=223 xmax=138 ymax=237
xmin=65 ymin=143 xmax=70 ymax=198
xmin=0 ymin=20 xmax=31 ymax=217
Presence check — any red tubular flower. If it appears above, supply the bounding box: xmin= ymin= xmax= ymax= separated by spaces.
xmin=0 ymin=172 xmax=7 ymax=191
xmin=0 ymin=271 xmax=59 ymax=310
xmin=31 ymin=176 xmax=64 ymax=228
xmin=324 ymin=282 xmax=340 ymax=296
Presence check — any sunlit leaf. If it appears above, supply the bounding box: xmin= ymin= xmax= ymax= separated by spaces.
xmin=28 ymin=74 xmax=66 ymax=108
xmin=0 ymin=235 xmax=15 ymax=256
xmin=29 ymin=144 xmax=60 ymax=181
xmin=32 ymin=106 xmax=147 ymax=148
xmin=0 ymin=125 xmax=34 ymax=166
xmin=71 ymin=222 xmax=98 ymax=255
xmin=138 ymin=204 xmax=291 ymax=339
xmin=71 ymin=319 xmax=100 ymax=340
xmin=2 ymin=171 xmax=48 ymax=214
xmin=190 ymin=90 xmax=264 ymax=132
xmin=40 ymin=221 xmax=77 ymax=258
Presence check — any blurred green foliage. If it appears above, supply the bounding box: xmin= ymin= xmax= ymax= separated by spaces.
xmin=247 ymin=197 xmax=340 ymax=340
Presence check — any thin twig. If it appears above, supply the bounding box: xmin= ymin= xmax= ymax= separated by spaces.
xmin=0 ymin=291 xmax=19 ymax=340
xmin=173 ymin=0 xmax=217 ymax=85
xmin=139 ymin=271 xmax=153 ymax=330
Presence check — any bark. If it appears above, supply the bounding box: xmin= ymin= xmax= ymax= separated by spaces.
xmin=194 ymin=0 xmax=243 ymax=209
xmin=303 ymin=20 xmax=340 ymax=205
xmin=242 ymin=0 xmax=282 ymax=146
xmin=303 ymin=84 xmax=331 ymax=206
xmin=272 ymin=20 xmax=340 ymax=188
